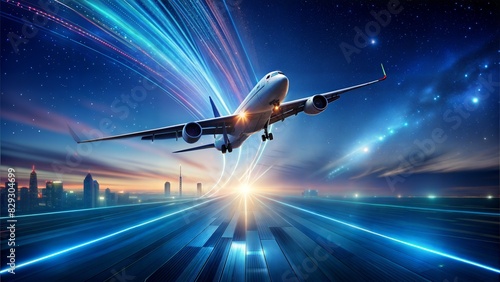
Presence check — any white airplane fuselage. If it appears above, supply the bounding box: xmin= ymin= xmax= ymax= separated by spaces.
xmin=214 ymin=71 xmax=289 ymax=151
xmin=70 ymin=64 xmax=386 ymax=153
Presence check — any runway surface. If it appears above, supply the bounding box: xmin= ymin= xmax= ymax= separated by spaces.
xmin=1 ymin=194 xmax=499 ymax=281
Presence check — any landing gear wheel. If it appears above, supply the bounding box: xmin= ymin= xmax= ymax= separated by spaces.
xmin=268 ymin=133 xmax=274 ymax=140
xmin=221 ymin=145 xmax=227 ymax=154
xmin=227 ymin=143 xmax=233 ymax=153
xmin=262 ymin=134 xmax=266 ymax=142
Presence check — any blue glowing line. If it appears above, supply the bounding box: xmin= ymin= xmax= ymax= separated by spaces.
xmin=65 ymin=39 xmax=202 ymax=119
xmin=320 ymin=198 xmax=500 ymax=217
xmin=201 ymin=154 xmax=227 ymax=198
xmin=261 ymin=195 xmax=500 ymax=274
xmin=223 ymin=0 xmax=257 ymax=82
xmin=249 ymin=165 xmax=274 ymax=186
xmin=238 ymin=141 xmax=263 ymax=182
xmin=250 ymin=124 xmax=273 ymax=178
xmin=204 ymin=147 xmax=242 ymax=198
xmin=0 ymin=198 xmax=191 ymax=219
xmin=238 ymin=124 xmax=272 ymax=184
xmin=0 ymin=197 xmax=220 ymax=274
xmin=222 ymin=145 xmax=243 ymax=186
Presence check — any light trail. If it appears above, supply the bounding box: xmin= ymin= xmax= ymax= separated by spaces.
xmin=3 ymin=0 xmax=263 ymax=192
xmin=260 ymin=195 xmax=500 ymax=274
xmin=0 ymin=196 xmax=223 ymax=274
xmin=317 ymin=197 xmax=500 ymax=217
xmin=201 ymin=153 xmax=227 ymax=198
xmin=0 ymin=198 xmax=191 ymax=219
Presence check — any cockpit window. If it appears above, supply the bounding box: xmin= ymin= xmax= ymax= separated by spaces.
xmin=270 ymin=71 xmax=283 ymax=78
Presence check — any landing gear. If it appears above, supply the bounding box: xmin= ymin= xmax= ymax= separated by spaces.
xmin=221 ymin=143 xmax=233 ymax=154
xmin=220 ymin=121 xmax=232 ymax=154
xmin=261 ymin=121 xmax=274 ymax=142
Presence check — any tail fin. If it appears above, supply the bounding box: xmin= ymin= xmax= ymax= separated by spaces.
xmin=209 ymin=96 xmax=221 ymax=118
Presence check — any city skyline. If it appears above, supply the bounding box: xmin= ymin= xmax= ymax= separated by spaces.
xmin=2 ymin=163 xmax=206 ymax=195
xmin=0 ymin=168 xmax=141 ymax=215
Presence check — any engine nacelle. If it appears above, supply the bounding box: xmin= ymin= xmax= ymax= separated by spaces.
xmin=304 ymin=95 xmax=328 ymax=115
xmin=182 ymin=122 xmax=202 ymax=143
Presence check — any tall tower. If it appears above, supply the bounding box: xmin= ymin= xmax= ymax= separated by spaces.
xmin=52 ymin=181 xmax=64 ymax=209
xmin=164 ymin=182 xmax=171 ymax=197
xmin=44 ymin=181 xmax=53 ymax=208
xmin=29 ymin=165 xmax=38 ymax=210
xmin=197 ymin=183 xmax=202 ymax=197
xmin=93 ymin=180 xmax=100 ymax=207
xmin=105 ymin=188 xmax=111 ymax=206
xmin=83 ymin=173 xmax=94 ymax=208
xmin=179 ymin=165 xmax=182 ymax=197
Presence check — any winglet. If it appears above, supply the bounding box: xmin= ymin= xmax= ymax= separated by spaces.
xmin=67 ymin=124 xmax=82 ymax=143
xmin=379 ymin=63 xmax=387 ymax=81
xmin=209 ymin=96 xmax=221 ymax=118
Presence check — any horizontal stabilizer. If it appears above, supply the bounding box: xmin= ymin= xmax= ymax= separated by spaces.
xmin=173 ymin=143 xmax=215 ymax=153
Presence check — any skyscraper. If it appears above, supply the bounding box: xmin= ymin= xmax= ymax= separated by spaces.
xmin=93 ymin=180 xmax=100 ymax=207
xmin=52 ymin=181 xmax=64 ymax=208
xmin=164 ymin=182 xmax=170 ymax=197
xmin=19 ymin=187 xmax=29 ymax=212
xmin=29 ymin=165 xmax=38 ymax=210
xmin=44 ymin=181 xmax=53 ymax=208
xmin=104 ymin=188 xmax=116 ymax=206
xmin=197 ymin=183 xmax=202 ymax=197
xmin=83 ymin=173 xmax=95 ymax=208
xmin=179 ymin=165 xmax=182 ymax=197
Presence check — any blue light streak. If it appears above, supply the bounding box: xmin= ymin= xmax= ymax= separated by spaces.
xmin=0 ymin=198 xmax=189 ymax=219
xmin=223 ymin=0 xmax=258 ymax=82
xmin=201 ymin=154 xmax=227 ymax=198
xmin=318 ymin=198 xmax=500 ymax=217
xmin=0 ymin=197 xmax=221 ymax=274
xmin=261 ymin=195 xmax=500 ymax=274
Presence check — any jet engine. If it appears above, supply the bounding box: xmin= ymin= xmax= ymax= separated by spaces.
xmin=182 ymin=122 xmax=202 ymax=143
xmin=304 ymin=95 xmax=328 ymax=115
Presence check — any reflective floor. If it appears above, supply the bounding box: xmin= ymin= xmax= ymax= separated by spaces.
xmin=1 ymin=194 xmax=499 ymax=281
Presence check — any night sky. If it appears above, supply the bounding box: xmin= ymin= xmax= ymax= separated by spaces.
xmin=1 ymin=0 xmax=498 ymax=197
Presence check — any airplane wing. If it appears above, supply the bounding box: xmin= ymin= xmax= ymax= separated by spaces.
xmin=269 ymin=64 xmax=387 ymax=125
xmin=69 ymin=114 xmax=240 ymax=143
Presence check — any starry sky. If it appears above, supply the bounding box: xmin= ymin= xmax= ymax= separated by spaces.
xmin=1 ymin=0 xmax=498 ymax=197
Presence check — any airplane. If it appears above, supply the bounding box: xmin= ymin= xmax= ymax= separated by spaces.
xmin=70 ymin=64 xmax=387 ymax=154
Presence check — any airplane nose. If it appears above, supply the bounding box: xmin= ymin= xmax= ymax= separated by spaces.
xmin=276 ymin=75 xmax=289 ymax=92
